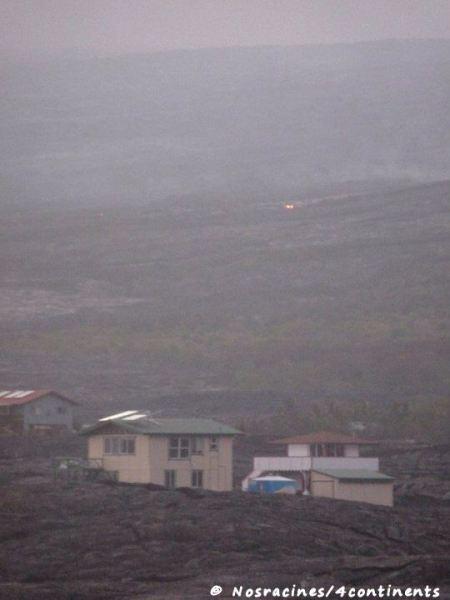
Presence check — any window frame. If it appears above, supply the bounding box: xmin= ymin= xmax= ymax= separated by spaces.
xmin=311 ymin=443 xmax=345 ymax=457
xmin=169 ymin=436 xmax=191 ymax=460
xmin=190 ymin=437 xmax=204 ymax=455
xmin=103 ymin=436 xmax=136 ymax=456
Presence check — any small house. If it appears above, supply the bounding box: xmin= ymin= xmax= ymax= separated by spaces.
xmin=81 ymin=411 xmax=241 ymax=490
xmin=310 ymin=469 xmax=394 ymax=506
xmin=243 ymin=430 xmax=394 ymax=506
xmin=0 ymin=389 xmax=78 ymax=433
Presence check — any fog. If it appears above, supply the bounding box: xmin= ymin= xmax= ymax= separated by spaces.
xmin=1 ymin=8 xmax=450 ymax=425
xmin=2 ymin=2 xmax=450 ymax=206
xmin=1 ymin=39 xmax=449 ymax=207
xmin=2 ymin=0 xmax=450 ymax=61
xmin=2 ymin=5 xmax=450 ymax=598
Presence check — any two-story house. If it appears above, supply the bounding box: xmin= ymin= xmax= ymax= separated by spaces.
xmin=81 ymin=411 xmax=241 ymax=490
xmin=243 ymin=430 xmax=394 ymax=506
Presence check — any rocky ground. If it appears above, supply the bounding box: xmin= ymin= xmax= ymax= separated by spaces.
xmin=3 ymin=179 xmax=450 ymax=414
xmin=0 ymin=440 xmax=449 ymax=599
xmin=377 ymin=443 xmax=450 ymax=507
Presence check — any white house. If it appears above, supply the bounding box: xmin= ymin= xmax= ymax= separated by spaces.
xmin=243 ymin=430 xmax=394 ymax=506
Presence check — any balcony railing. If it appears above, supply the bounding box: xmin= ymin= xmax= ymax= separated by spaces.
xmin=253 ymin=456 xmax=312 ymax=471
xmin=312 ymin=457 xmax=379 ymax=471
xmin=252 ymin=455 xmax=379 ymax=472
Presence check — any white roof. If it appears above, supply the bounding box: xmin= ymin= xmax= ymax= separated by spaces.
xmin=0 ymin=390 xmax=35 ymax=399
xmin=99 ymin=410 xmax=138 ymax=421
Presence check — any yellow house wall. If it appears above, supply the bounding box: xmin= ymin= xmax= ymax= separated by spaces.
xmin=344 ymin=444 xmax=360 ymax=457
xmin=310 ymin=472 xmax=336 ymax=499
xmin=335 ymin=481 xmax=393 ymax=507
xmin=87 ymin=434 xmax=151 ymax=483
xmin=310 ymin=471 xmax=394 ymax=507
xmin=88 ymin=433 xmax=234 ymax=490
xmin=148 ymin=435 xmax=233 ymax=491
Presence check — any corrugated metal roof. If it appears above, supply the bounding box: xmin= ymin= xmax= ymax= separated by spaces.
xmin=312 ymin=468 xmax=394 ymax=482
xmin=272 ymin=430 xmax=378 ymax=445
xmin=0 ymin=390 xmax=78 ymax=407
xmin=80 ymin=415 xmax=241 ymax=436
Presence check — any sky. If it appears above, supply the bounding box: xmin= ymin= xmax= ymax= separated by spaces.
xmin=1 ymin=0 xmax=450 ymax=60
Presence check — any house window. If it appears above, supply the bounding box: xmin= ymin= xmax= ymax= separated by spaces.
xmin=191 ymin=470 xmax=203 ymax=488
xmin=104 ymin=436 xmax=136 ymax=455
xmin=210 ymin=436 xmax=218 ymax=451
xmin=311 ymin=443 xmax=345 ymax=457
xmin=120 ymin=437 xmax=135 ymax=454
xmin=0 ymin=406 xmax=10 ymax=415
xmin=165 ymin=470 xmax=177 ymax=489
xmin=169 ymin=437 xmax=190 ymax=459
xmin=325 ymin=444 xmax=336 ymax=457
xmin=57 ymin=406 xmax=67 ymax=414
xmin=190 ymin=437 xmax=204 ymax=454
xmin=311 ymin=444 xmax=326 ymax=457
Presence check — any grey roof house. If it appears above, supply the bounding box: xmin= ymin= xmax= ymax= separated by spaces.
xmin=0 ymin=390 xmax=78 ymax=433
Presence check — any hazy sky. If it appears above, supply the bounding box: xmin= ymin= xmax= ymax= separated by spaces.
xmin=2 ymin=0 xmax=450 ymax=60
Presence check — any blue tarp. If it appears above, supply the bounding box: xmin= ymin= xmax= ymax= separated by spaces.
xmin=248 ymin=476 xmax=300 ymax=494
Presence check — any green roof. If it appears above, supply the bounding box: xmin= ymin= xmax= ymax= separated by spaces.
xmin=80 ymin=416 xmax=242 ymax=437
xmin=312 ymin=469 xmax=394 ymax=482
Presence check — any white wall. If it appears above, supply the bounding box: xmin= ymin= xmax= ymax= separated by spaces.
xmin=312 ymin=457 xmax=379 ymax=470
xmin=254 ymin=456 xmax=312 ymax=471
xmin=344 ymin=444 xmax=360 ymax=457
xmin=287 ymin=444 xmax=309 ymax=457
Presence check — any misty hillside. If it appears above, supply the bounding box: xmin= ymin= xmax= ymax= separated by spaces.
xmin=2 ymin=39 xmax=450 ymax=205
xmin=1 ymin=39 xmax=450 ymax=434
xmin=1 ymin=178 xmax=450 ymax=430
